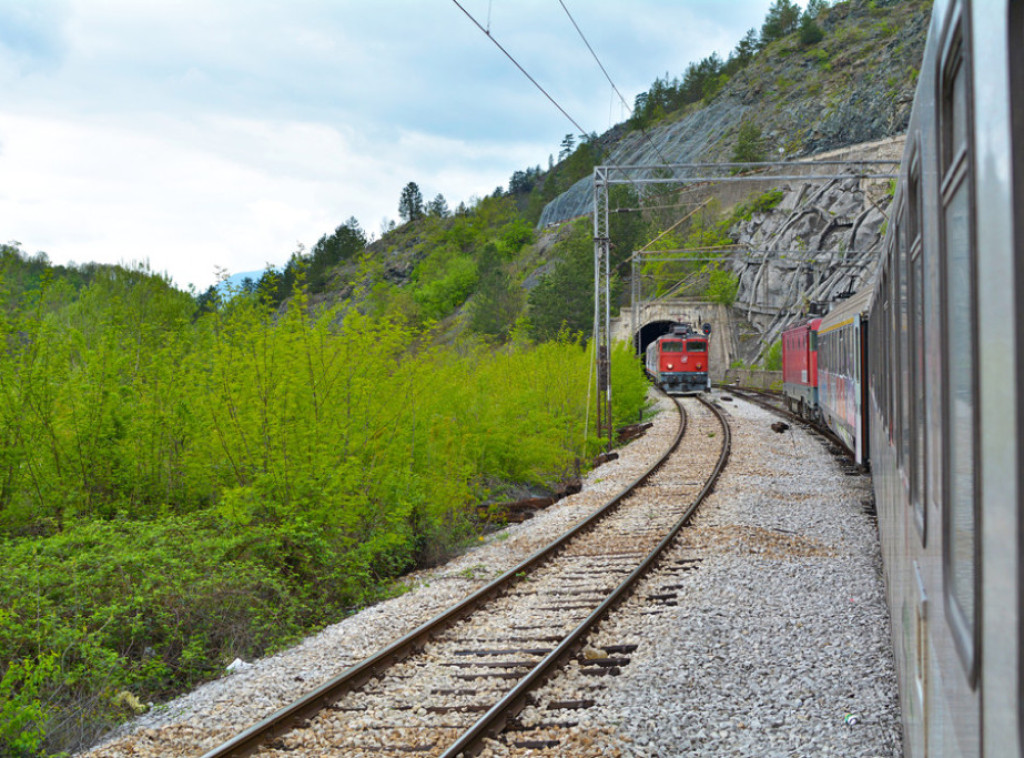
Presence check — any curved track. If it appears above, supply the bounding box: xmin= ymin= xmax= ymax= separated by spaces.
xmin=201 ymin=395 xmax=729 ymax=758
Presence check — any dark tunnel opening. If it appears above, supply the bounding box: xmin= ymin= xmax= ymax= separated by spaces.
xmin=635 ymin=320 xmax=684 ymax=357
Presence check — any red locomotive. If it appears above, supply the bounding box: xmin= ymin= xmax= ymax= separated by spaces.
xmin=644 ymin=323 xmax=711 ymax=395
xmin=781 ymin=317 xmax=821 ymax=418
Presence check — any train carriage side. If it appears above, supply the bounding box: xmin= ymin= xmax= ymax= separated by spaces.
xmin=866 ymin=1 xmax=1023 ymax=756
xmin=817 ymin=289 xmax=872 ymax=465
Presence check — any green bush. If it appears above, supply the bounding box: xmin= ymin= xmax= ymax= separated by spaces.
xmin=763 ymin=339 xmax=783 ymax=370
xmin=0 ymin=271 xmax=651 ymax=752
xmin=706 ymin=268 xmax=740 ymax=306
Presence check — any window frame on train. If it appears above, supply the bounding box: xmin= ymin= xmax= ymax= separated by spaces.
xmin=937 ymin=12 xmax=980 ymax=685
xmin=905 ymin=145 xmax=928 ymax=544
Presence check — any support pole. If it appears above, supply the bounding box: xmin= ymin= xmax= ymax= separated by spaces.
xmin=593 ymin=167 xmax=612 ymax=449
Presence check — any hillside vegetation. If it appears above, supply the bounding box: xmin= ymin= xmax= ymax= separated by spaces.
xmin=0 ymin=245 xmax=647 ymax=754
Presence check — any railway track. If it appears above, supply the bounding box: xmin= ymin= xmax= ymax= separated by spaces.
xmin=198 ymin=395 xmax=729 ymax=758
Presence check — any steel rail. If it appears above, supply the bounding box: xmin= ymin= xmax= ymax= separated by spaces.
xmin=440 ymin=394 xmax=731 ymax=757
xmin=200 ymin=397 xmax=687 ymax=758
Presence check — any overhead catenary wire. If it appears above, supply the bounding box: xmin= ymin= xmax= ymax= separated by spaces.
xmin=450 ymin=0 xmax=590 ymax=138
xmin=556 ymin=0 xmax=633 ymax=116
xmin=555 ymin=0 xmax=687 ymax=181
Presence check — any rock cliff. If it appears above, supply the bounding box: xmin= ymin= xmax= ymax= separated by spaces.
xmin=538 ymin=0 xmax=929 ymax=227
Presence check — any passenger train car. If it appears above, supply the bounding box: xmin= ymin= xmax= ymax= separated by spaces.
xmin=778 ymin=2 xmax=1022 ymax=755
xmin=643 ymin=323 xmax=710 ymax=395
xmin=817 ymin=288 xmax=871 ymax=465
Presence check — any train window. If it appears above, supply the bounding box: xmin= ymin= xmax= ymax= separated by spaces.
xmin=880 ymin=270 xmax=890 ymax=430
xmin=661 ymin=340 xmax=683 ymax=353
xmin=686 ymin=340 xmax=707 ymax=352
xmin=890 ymin=238 xmax=901 ymax=450
xmin=939 ymin=22 xmax=978 ymax=681
xmin=909 ymin=153 xmax=923 ymax=249
xmin=943 ymin=46 xmax=968 ymax=172
xmin=911 ymin=250 xmax=926 ymax=540
xmin=899 ymin=210 xmax=912 ymax=482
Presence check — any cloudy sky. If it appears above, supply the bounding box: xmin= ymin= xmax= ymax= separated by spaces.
xmin=1 ymin=0 xmax=792 ymax=292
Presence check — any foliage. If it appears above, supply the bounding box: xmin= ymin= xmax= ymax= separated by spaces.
xmin=468 ymin=243 xmax=522 ymax=342
xmin=398 ymin=182 xmax=425 ymax=222
xmin=0 ymin=652 xmax=59 ymax=757
xmin=427 ymin=194 xmax=450 ymax=219
xmin=735 ymin=189 xmax=786 ymax=220
xmin=528 ymin=221 xmax=608 ymax=341
xmin=732 ymin=120 xmax=767 ymax=164
xmin=761 ymin=0 xmax=801 ymax=46
xmin=799 ymin=11 xmax=826 ymax=46
xmin=0 ymin=258 xmax=650 ymax=751
xmin=763 ymin=339 xmax=783 ymax=370
xmin=626 ymin=0 xmax=834 ymax=131
xmin=706 ymin=267 xmax=740 ymax=306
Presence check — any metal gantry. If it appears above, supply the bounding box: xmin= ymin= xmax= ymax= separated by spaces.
xmin=592 ymin=159 xmax=899 ymax=447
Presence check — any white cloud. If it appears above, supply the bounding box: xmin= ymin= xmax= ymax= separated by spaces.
xmin=0 ymin=0 xmax=787 ymax=291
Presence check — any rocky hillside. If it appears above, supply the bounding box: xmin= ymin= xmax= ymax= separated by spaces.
xmin=725 ymin=136 xmax=903 ymax=361
xmin=275 ymin=0 xmax=930 ymax=362
xmin=539 ymin=0 xmax=930 ymax=227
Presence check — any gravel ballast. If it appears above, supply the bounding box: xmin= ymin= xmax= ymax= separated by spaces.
xmin=80 ymin=392 xmax=901 ymax=757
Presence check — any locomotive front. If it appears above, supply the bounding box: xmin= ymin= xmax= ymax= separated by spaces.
xmin=647 ymin=323 xmax=711 ymax=395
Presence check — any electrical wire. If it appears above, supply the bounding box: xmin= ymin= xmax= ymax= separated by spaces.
xmin=556 ymin=0 xmax=633 ymax=116
xmin=450 ymin=0 xmax=590 ymax=137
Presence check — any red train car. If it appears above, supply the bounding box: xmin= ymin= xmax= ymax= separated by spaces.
xmin=781 ymin=317 xmax=821 ymax=417
xmin=644 ymin=323 xmax=711 ymax=395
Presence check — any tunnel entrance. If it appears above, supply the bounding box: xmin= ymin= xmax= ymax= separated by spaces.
xmin=635 ymin=320 xmax=685 ymax=357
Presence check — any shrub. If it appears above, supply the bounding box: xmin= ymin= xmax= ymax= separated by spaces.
xmin=732 ymin=120 xmax=767 ymax=164
xmin=763 ymin=339 xmax=783 ymax=370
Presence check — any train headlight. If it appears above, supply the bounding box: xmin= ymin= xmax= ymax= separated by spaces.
xmin=667 ymin=363 xmax=673 ymax=369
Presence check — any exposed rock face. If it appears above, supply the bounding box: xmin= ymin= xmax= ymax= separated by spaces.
xmin=727 ymin=165 xmax=895 ymax=361
xmin=538 ymin=0 xmax=930 ymax=228
xmin=539 ymin=99 xmax=749 ymax=227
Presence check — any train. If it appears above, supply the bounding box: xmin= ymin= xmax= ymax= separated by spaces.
xmin=778 ymin=2 xmax=1022 ymax=755
xmin=644 ymin=322 xmax=711 ymax=394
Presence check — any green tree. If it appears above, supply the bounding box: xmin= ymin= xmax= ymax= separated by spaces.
xmin=732 ymin=120 xmax=767 ymax=164
xmin=398 ymin=182 xmax=424 ymax=222
xmin=427 ymin=194 xmax=450 ymax=218
xmin=468 ymin=243 xmax=522 ymax=341
xmin=558 ymin=133 xmax=576 ymax=161
xmin=760 ymin=0 xmax=801 ymax=46
xmin=528 ymin=221 xmax=616 ymax=341
xmin=307 ymin=218 xmax=367 ymax=290
xmin=799 ymin=9 xmax=825 ymax=45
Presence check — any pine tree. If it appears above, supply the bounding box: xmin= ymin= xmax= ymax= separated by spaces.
xmin=799 ymin=10 xmax=825 ymax=45
xmin=427 ymin=194 xmax=450 ymax=218
xmin=760 ymin=0 xmax=801 ymax=46
xmin=558 ymin=134 xmax=576 ymax=161
xmin=398 ymin=182 xmax=425 ymax=222
xmin=732 ymin=120 xmax=767 ymax=164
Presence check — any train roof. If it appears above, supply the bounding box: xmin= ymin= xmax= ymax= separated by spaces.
xmin=781 ymin=317 xmax=822 ymax=336
xmin=818 ymin=287 xmax=873 ymax=335
xmin=658 ymin=333 xmax=706 ymax=343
